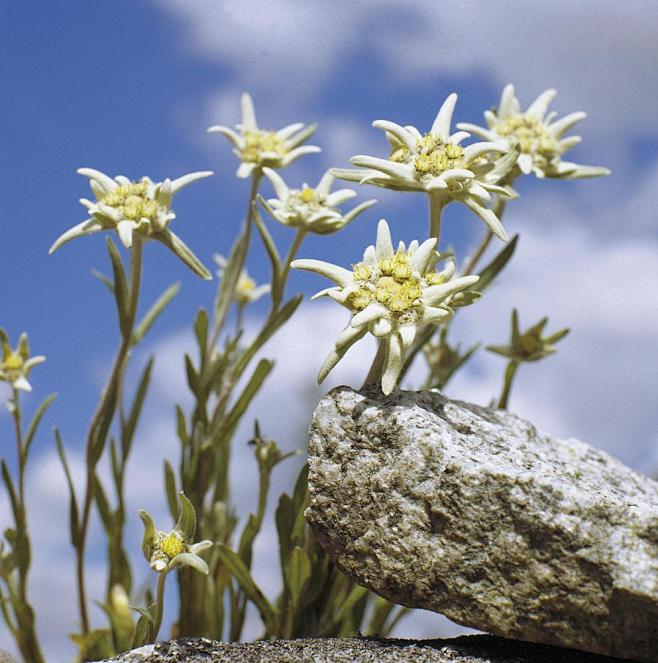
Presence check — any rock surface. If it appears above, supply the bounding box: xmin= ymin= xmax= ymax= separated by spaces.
xmin=306 ymin=387 xmax=658 ymax=662
xmin=102 ymin=635 xmax=630 ymax=662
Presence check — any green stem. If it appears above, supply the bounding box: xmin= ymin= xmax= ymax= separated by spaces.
xmin=6 ymin=389 xmax=45 ymax=663
xmin=77 ymin=238 xmax=143 ymax=637
xmin=497 ymin=360 xmax=519 ymax=410
xmin=362 ymin=340 xmax=387 ymax=390
xmin=428 ymin=193 xmax=445 ymax=244
xmin=152 ymin=572 xmax=167 ymax=643
xmin=273 ymin=228 xmax=306 ymax=310
xmin=207 ymin=173 xmax=262 ymax=359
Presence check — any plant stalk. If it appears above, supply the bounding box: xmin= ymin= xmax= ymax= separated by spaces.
xmin=497 ymin=360 xmax=519 ymax=410
xmin=152 ymin=572 xmax=167 ymax=643
xmin=77 ymin=237 xmax=143 ymax=636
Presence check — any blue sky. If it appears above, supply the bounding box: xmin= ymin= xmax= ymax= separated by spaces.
xmin=2 ymin=1 xmax=658 ymax=660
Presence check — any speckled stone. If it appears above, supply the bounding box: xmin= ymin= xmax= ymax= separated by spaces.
xmin=306 ymin=387 xmax=658 ymax=662
xmin=101 ymin=635 xmax=629 ymax=662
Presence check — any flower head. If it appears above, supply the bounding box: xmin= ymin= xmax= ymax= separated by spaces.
xmin=50 ymin=168 xmax=214 ymax=279
xmin=332 ymin=93 xmax=519 ymax=240
xmin=139 ymin=493 xmax=212 ymax=575
xmin=457 ymin=84 xmax=610 ymax=180
xmin=207 ymin=93 xmax=320 ymax=179
xmin=213 ymin=254 xmax=270 ymax=305
xmin=0 ymin=329 xmax=45 ymax=392
xmin=261 ymin=168 xmax=376 ymax=235
xmin=292 ymin=219 xmax=479 ymax=394
xmin=487 ymin=309 xmax=569 ymax=363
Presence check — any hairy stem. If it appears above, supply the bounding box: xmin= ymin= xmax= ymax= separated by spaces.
xmin=77 ymin=238 xmax=143 ymax=636
xmin=497 ymin=360 xmax=519 ymax=410
xmin=428 ymin=193 xmax=445 ymax=243
xmin=207 ymin=173 xmax=262 ymax=359
xmin=152 ymin=572 xmax=167 ymax=643
xmin=362 ymin=340 xmax=387 ymax=389
xmin=7 ymin=389 xmax=45 ymax=663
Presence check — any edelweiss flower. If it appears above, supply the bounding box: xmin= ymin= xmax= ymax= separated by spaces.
xmin=261 ymin=168 xmax=376 ymax=235
xmin=207 ymin=93 xmax=320 ymax=179
xmin=487 ymin=309 xmax=569 ymax=363
xmin=292 ymin=220 xmax=479 ymax=395
xmin=457 ymin=85 xmax=610 ymax=179
xmin=50 ymin=168 xmax=213 ymax=279
xmin=139 ymin=493 xmax=212 ymax=575
xmin=0 ymin=329 xmax=45 ymax=392
xmin=332 ymin=93 xmax=519 ymax=240
xmin=214 ymin=254 xmax=270 ymax=305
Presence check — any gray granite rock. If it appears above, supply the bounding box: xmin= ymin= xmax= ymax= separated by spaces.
xmin=101 ymin=635 xmax=629 ymax=662
xmin=306 ymin=387 xmax=658 ymax=662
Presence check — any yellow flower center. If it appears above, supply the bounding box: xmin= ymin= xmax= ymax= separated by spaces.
xmin=160 ymin=531 xmax=185 ymax=559
xmin=389 ymin=133 xmax=467 ymax=177
xmin=4 ymin=353 xmax=23 ymax=371
xmin=235 ymin=274 xmax=256 ymax=304
xmin=101 ymin=180 xmax=162 ymax=222
xmin=242 ymin=130 xmax=287 ymax=163
xmin=299 ymin=186 xmax=316 ymax=204
xmin=496 ymin=114 xmax=559 ymax=157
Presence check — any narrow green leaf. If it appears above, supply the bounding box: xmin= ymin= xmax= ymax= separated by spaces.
xmin=94 ymin=474 xmax=113 ymax=536
xmin=22 ymin=393 xmax=56 ymax=462
xmin=472 ymin=234 xmax=518 ymax=292
xmin=275 ymin=493 xmax=294 ymax=575
xmin=194 ymin=308 xmax=209 ymax=359
xmin=232 ymin=295 xmax=302 ymax=381
xmin=215 ymin=544 xmax=278 ymax=633
xmin=0 ymin=462 xmax=19 ymax=525
xmin=91 ymin=388 xmax=118 ymax=465
xmin=110 ymin=438 xmax=121 ymax=492
xmin=288 ymin=546 xmax=311 ymax=609
xmin=214 ymin=230 xmax=248 ymax=320
xmin=164 ymin=462 xmax=179 ymax=521
xmin=133 ymin=282 xmax=180 ymax=345
xmin=175 ymin=405 xmax=189 ymax=446
xmin=106 ymin=237 xmax=130 ymax=336
xmin=157 ymin=229 xmax=212 ymax=280
xmin=122 ymin=356 xmax=154 ymax=459
xmin=211 ymin=359 xmax=273 ymax=445
xmin=175 ymin=492 xmax=196 ymax=541
xmin=254 ymin=205 xmax=281 ymax=288
xmin=90 ymin=269 xmax=114 ymax=293
xmin=184 ymin=354 xmax=200 ymax=398
xmin=55 ymin=429 xmax=80 ymax=548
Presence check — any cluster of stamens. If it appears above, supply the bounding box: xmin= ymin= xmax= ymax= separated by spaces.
xmin=102 ymin=179 xmax=161 ymax=222
xmin=390 ymin=133 xmax=466 ymax=177
xmin=235 ymin=273 xmax=257 ymax=304
xmin=1 ymin=353 xmax=24 ymax=380
xmin=496 ymin=114 xmax=559 ymax=157
xmin=242 ymin=130 xmax=287 ymax=163
xmin=154 ymin=530 xmax=186 ymax=561
xmin=349 ymin=251 xmax=445 ymax=314
xmin=288 ymin=185 xmax=322 ymax=211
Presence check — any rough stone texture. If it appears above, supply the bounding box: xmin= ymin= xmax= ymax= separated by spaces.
xmin=101 ymin=635 xmax=630 ymax=662
xmin=306 ymin=387 xmax=658 ymax=662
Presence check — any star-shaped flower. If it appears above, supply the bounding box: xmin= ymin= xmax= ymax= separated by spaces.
xmin=0 ymin=329 xmax=45 ymax=392
xmin=213 ymin=254 xmax=270 ymax=305
xmin=457 ymin=84 xmax=610 ymax=180
xmin=207 ymin=93 xmax=320 ymax=179
xmin=331 ymin=93 xmax=519 ymax=240
xmin=260 ymin=168 xmax=376 ymax=235
xmin=139 ymin=493 xmax=212 ymax=575
xmin=49 ymin=168 xmax=214 ymax=279
xmin=292 ymin=219 xmax=479 ymax=395
xmin=487 ymin=309 xmax=569 ymax=363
